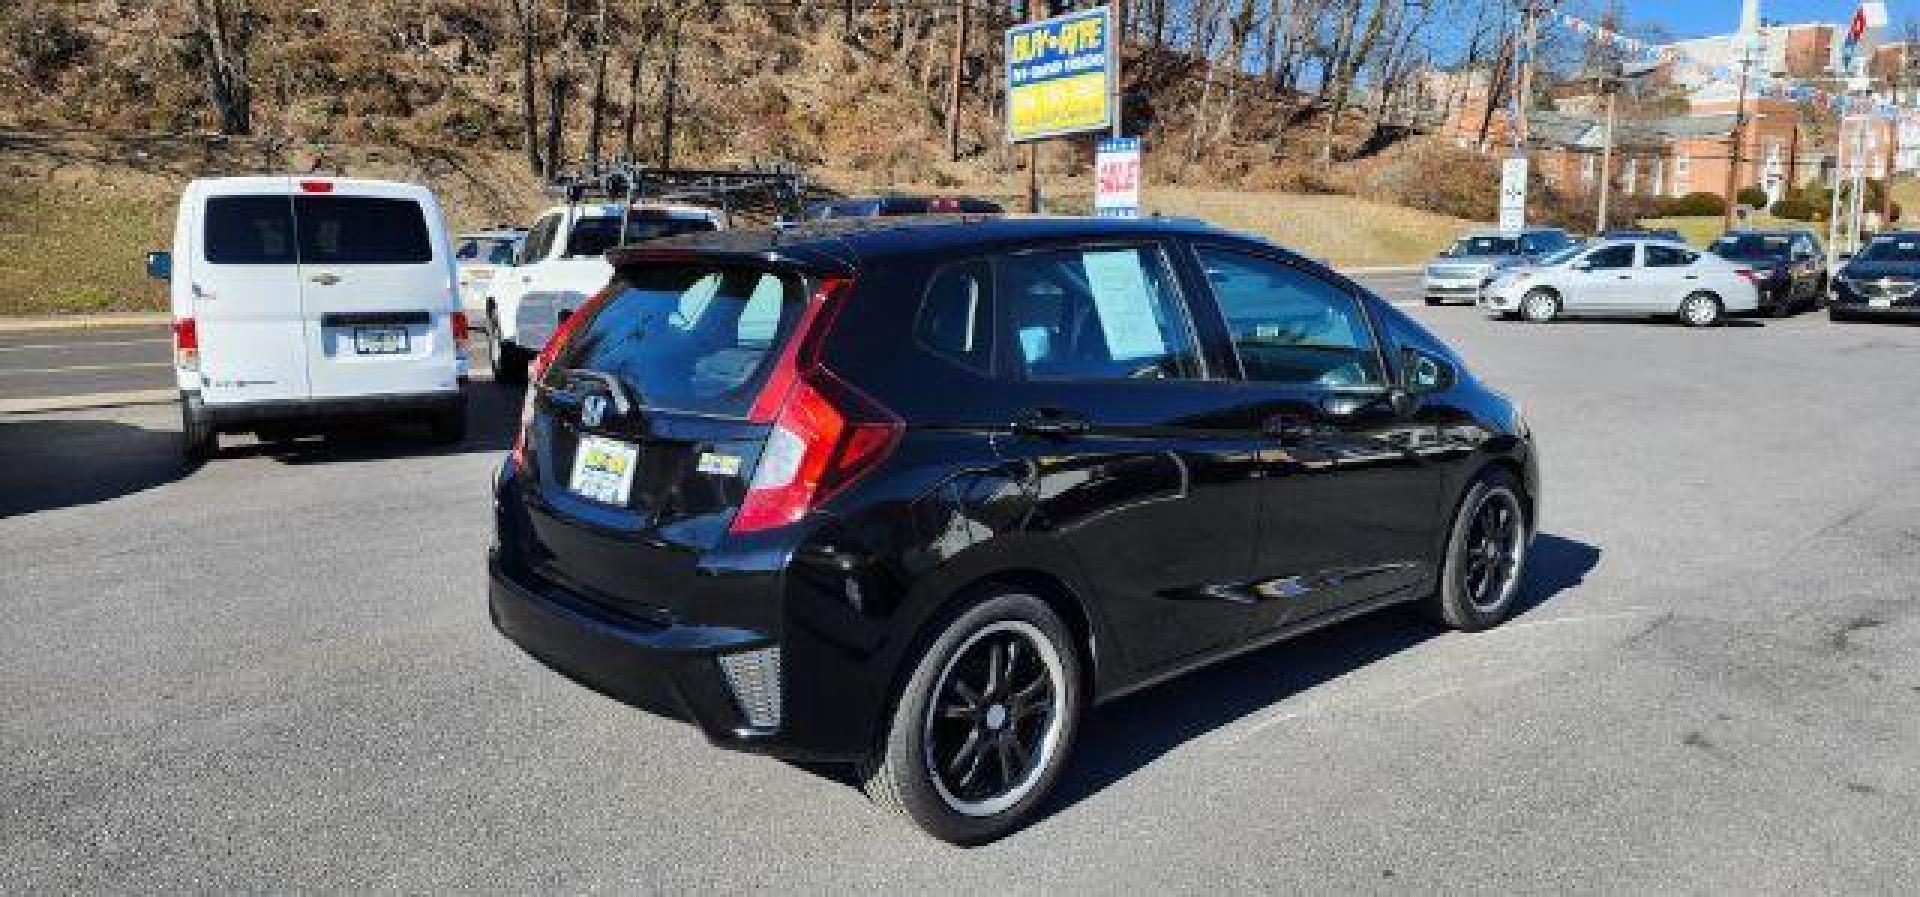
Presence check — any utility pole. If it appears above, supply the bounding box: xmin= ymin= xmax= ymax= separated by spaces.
xmin=1595 ymin=70 xmax=1619 ymax=232
xmin=946 ymin=0 xmax=969 ymax=162
xmin=1513 ymin=0 xmax=1542 ymax=148
xmin=1722 ymin=39 xmax=1757 ymax=232
xmin=1025 ymin=0 xmax=1044 ymax=213
xmin=1110 ymin=0 xmax=1124 ymax=140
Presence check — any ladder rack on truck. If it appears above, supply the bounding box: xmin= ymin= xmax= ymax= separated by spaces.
xmin=545 ymin=161 xmax=811 ymax=239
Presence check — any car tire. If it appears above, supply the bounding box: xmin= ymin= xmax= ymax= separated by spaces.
xmin=859 ymin=588 xmax=1082 ymax=845
xmin=428 ymin=402 xmax=468 ymax=445
xmin=180 ymin=393 xmax=217 ymax=463
xmin=1678 ymin=291 xmax=1723 ymax=327
xmin=1767 ymin=293 xmax=1793 ymax=318
xmin=1421 ymin=469 xmax=1531 ymax=632
xmin=1519 ymin=288 xmax=1560 ymax=323
xmin=488 ymin=309 xmax=531 ymax=385
xmin=1829 ymin=306 xmax=1850 ymax=323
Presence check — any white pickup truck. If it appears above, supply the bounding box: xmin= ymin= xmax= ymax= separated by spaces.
xmin=478 ymin=202 xmax=727 ymax=382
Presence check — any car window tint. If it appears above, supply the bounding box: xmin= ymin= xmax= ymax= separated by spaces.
xmin=1644 ymin=244 xmax=1696 ymax=267
xmin=564 ymin=215 xmax=719 ymax=258
xmin=456 ymin=239 xmax=480 ymax=260
xmin=294 ymin=197 xmax=432 ymax=264
xmin=1196 ymin=247 xmax=1385 ymax=388
xmin=203 ymin=195 xmax=296 ymax=264
xmin=551 ymin=266 xmax=803 ymax=417
xmin=916 ymin=261 xmax=993 ymax=373
xmin=1585 ymin=243 xmax=1636 ymax=270
xmin=521 ymin=216 xmax=559 ymax=264
xmin=998 ymin=245 xmax=1201 ymax=381
xmin=486 ymin=240 xmax=519 ymax=265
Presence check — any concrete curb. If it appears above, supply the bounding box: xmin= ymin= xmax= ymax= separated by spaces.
xmin=0 ymin=313 xmax=169 ymax=333
xmin=1 ymin=389 xmax=176 ymax=416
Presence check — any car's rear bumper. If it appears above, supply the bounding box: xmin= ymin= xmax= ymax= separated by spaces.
xmin=195 ymin=389 xmax=462 ymax=429
xmin=1830 ymin=300 xmax=1920 ymax=318
xmin=487 ymin=553 xmax=838 ymax=760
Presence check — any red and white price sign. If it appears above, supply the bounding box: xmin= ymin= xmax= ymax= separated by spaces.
xmin=1095 ymin=138 xmax=1141 ymax=218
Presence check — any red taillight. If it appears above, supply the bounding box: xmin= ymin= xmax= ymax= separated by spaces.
xmin=449 ymin=310 xmax=471 ymax=358
xmin=511 ymin=286 xmax=617 ymax=471
xmin=1735 ymin=268 xmax=1763 ymax=283
xmin=298 ymin=179 xmax=334 ymax=193
xmin=172 ymin=317 xmax=199 ymax=371
xmin=731 ymin=277 xmax=900 ymax=534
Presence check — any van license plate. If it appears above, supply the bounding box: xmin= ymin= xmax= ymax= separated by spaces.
xmin=569 ymin=435 xmax=639 ymax=506
xmin=353 ymin=327 xmax=409 ymax=355
xmin=1869 ymin=297 xmax=1894 ymax=308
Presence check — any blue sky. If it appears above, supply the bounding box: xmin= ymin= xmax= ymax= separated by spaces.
xmin=1628 ymin=0 xmax=1890 ymax=40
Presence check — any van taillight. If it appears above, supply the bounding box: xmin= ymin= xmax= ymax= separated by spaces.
xmin=172 ymin=317 xmax=199 ymax=372
xmin=510 ymin=285 xmax=616 ymax=471
xmin=298 ymin=179 xmax=334 ymax=193
xmin=449 ymin=311 xmax=471 ymax=359
xmin=731 ymin=277 xmax=901 ymax=534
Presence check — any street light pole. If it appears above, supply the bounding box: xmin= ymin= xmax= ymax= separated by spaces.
xmin=1722 ymin=40 xmax=1757 ymax=232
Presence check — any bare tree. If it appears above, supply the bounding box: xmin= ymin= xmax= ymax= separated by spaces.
xmin=584 ymin=0 xmax=612 ymax=170
xmin=946 ymin=0 xmax=970 ymax=161
xmin=510 ymin=0 xmax=544 ymax=175
xmin=542 ymin=0 xmax=580 ymax=179
xmin=186 ymin=0 xmax=254 ymax=134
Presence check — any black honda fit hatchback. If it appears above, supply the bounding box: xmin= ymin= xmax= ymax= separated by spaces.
xmin=490 ymin=216 xmax=1539 ymax=843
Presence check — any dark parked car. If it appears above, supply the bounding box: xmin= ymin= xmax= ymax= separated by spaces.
xmin=488 ymin=216 xmax=1541 ymax=843
xmin=803 ymin=195 xmax=1004 ymax=219
xmin=1831 ymin=231 xmax=1920 ymax=321
xmin=1708 ymin=229 xmax=1827 ymax=316
xmin=1601 ymin=227 xmax=1687 ymax=244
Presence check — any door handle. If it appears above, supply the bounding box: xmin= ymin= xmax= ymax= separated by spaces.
xmin=1263 ymin=414 xmax=1326 ymax=443
xmin=1684 ymin=274 xmax=1699 ymax=280
xmin=1615 ymin=274 xmax=1632 ymax=280
xmin=1011 ymin=408 xmax=1090 ymax=438
xmin=309 ymin=273 xmax=341 ymax=286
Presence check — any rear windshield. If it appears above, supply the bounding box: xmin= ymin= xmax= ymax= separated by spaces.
xmin=563 ymin=216 xmax=718 ymax=259
xmin=204 ymin=194 xmax=431 ymax=265
xmin=548 ymin=265 xmax=804 ymax=417
xmin=1712 ymin=234 xmax=1792 ymax=261
xmin=1446 ymin=236 xmax=1518 ymax=257
xmin=1856 ymin=236 xmax=1920 ymax=262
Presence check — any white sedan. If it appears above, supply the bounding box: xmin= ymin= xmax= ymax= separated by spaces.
xmin=1480 ymin=239 xmax=1760 ymax=326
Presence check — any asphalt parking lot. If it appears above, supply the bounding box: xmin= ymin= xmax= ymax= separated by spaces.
xmin=4 ymin=280 xmax=1918 ymax=890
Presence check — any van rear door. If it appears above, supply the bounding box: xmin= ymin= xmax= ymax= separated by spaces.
xmin=192 ymin=180 xmax=309 ymax=404
xmin=294 ymin=183 xmax=459 ymax=399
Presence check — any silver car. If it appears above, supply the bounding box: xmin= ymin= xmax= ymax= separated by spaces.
xmin=1423 ymin=228 xmax=1575 ymax=305
xmin=1480 ymin=239 xmax=1761 ymax=326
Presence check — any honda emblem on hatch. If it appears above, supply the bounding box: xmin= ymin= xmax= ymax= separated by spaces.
xmin=581 ymin=394 xmax=608 ymax=428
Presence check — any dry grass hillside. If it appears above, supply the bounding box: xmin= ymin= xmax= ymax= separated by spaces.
xmin=0 ymin=132 xmax=1479 ymax=315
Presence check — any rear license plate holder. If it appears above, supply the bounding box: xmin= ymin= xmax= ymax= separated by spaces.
xmin=353 ymin=326 xmax=410 ymax=355
xmin=569 ymin=435 xmax=639 ymax=506
xmin=1869 ymin=297 xmax=1894 ymax=308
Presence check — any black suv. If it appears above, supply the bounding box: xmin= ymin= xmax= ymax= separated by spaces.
xmin=489 ymin=217 xmax=1539 ymax=843
xmin=1832 ymin=231 xmax=1920 ymax=321
xmin=1709 ymin=229 xmax=1827 ymax=316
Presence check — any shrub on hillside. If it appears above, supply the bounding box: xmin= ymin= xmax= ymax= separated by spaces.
xmin=1364 ymin=141 xmax=1498 ymax=220
xmin=1663 ymin=192 xmax=1727 ymax=217
xmin=1771 ymin=197 xmax=1816 ymax=220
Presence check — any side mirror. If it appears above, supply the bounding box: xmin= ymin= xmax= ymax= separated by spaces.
xmin=1402 ymin=348 xmax=1456 ymax=394
xmin=145 ymin=250 xmax=171 ymax=281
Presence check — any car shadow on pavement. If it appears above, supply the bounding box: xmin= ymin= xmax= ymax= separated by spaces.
xmin=0 ymin=416 xmax=190 ymax=518
xmin=218 ymin=381 xmax=524 ymax=465
xmin=1037 ymin=532 xmax=1601 ymax=821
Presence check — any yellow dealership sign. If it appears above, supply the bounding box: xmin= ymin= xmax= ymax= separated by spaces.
xmin=1005 ymin=7 xmax=1114 ymax=142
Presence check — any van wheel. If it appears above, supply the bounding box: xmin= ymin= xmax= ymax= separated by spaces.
xmin=488 ymin=311 xmax=530 ymax=385
xmin=180 ymin=394 xmax=217 ymax=463
xmin=860 ymin=589 xmax=1082 ymax=845
xmin=1678 ymin=292 xmax=1723 ymax=327
xmin=1422 ymin=469 xmax=1530 ymax=632
xmin=428 ymin=403 xmax=468 ymax=445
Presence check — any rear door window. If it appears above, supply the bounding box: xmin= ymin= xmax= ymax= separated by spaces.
xmin=997 ymin=245 xmax=1203 ymax=381
xmin=1644 ymin=244 xmax=1697 ymax=267
xmin=203 ymin=196 xmax=296 ymax=264
xmin=563 ymin=215 xmax=719 ymax=258
xmin=550 ymin=265 xmax=804 ymax=417
xmin=293 ymin=196 xmax=432 ymax=264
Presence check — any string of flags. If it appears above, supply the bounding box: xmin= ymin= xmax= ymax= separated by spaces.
xmin=1545 ymin=8 xmax=1916 ymax=122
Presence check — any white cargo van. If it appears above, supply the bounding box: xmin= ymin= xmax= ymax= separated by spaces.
xmin=147 ymin=176 xmax=469 ymax=460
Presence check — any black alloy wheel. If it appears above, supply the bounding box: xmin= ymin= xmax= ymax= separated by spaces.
xmin=1423 ymin=469 xmax=1530 ymax=631
xmin=861 ymin=590 xmax=1081 ymax=845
